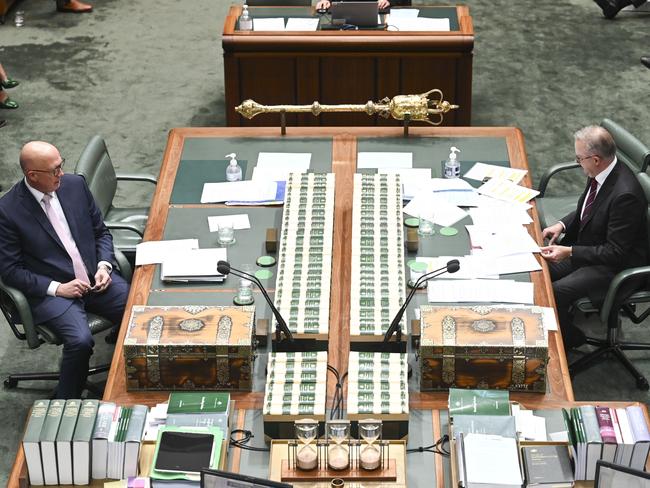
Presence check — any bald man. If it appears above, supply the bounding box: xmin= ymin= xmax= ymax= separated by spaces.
xmin=0 ymin=141 xmax=129 ymax=398
xmin=541 ymin=126 xmax=647 ymax=349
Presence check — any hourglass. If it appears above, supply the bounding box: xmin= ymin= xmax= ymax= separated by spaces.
xmin=295 ymin=419 xmax=319 ymax=470
xmin=326 ymin=420 xmax=350 ymax=471
xmin=358 ymin=420 xmax=382 ymax=470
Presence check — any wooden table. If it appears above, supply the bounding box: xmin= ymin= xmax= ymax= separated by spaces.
xmin=222 ymin=6 xmax=474 ymax=127
xmin=10 ymin=126 xmax=576 ymax=487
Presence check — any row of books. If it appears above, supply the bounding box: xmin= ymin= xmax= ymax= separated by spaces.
xmin=23 ymin=399 xmax=147 ymax=486
xmin=448 ymin=389 xmax=650 ymax=487
xmin=566 ymin=405 xmax=650 ymax=480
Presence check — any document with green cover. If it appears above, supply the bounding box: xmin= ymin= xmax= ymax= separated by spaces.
xmin=448 ymin=388 xmax=510 ymax=416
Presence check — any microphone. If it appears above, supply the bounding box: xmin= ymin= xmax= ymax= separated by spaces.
xmin=382 ymin=259 xmax=460 ymax=348
xmin=217 ymin=260 xmax=294 ymax=343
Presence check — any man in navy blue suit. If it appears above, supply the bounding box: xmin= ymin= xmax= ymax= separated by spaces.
xmin=0 ymin=141 xmax=129 ymax=398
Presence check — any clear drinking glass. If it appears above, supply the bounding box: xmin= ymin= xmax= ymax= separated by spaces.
xmin=417 ymin=215 xmax=435 ymax=236
xmin=236 ymin=264 xmax=254 ymax=305
xmin=14 ymin=10 xmax=24 ymax=27
xmin=217 ymin=221 xmax=235 ymax=245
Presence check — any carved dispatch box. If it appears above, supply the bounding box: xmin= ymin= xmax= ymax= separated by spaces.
xmin=123 ymin=305 xmax=255 ymax=391
xmin=419 ymin=305 xmax=548 ymax=392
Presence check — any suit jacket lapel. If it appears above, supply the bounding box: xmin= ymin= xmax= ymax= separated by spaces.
xmin=18 ymin=181 xmax=67 ymax=252
xmin=579 ymin=163 xmax=620 ymax=230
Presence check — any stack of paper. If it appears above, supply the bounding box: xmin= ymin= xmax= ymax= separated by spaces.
xmin=201 ymin=180 xmax=284 ymax=205
xmin=161 ymin=248 xmax=227 ymax=283
xmin=135 ymin=239 xmax=198 ymax=266
xmin=427 ymin=279 xmax=535 ymax=304
xmin=251 ymin=152 xmax=311 ymax=182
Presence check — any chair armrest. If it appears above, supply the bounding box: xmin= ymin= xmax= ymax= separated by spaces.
xmin=599 ymin=265 xmax=650 ymax=324
xmin=537 ymin=161 xmax=581 ymax=197
xmin=105 ymin=221 xmax=144 ymax=238
xmin=0 ymin=278 xmax=42 ymax=349
xmin=115 ymin=173 xmax=158 ymax=185
xmin=114 ymin=249 xmax=133 ymax=283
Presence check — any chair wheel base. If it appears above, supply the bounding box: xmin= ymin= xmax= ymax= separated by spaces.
xmin=4 ymin=378 xmax=18 ymax=389
xmin=637 ymin=378 xmax=649 ymax=391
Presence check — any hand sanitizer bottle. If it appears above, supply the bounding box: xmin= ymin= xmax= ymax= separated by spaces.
xmin=239 ymin=4 xmax=253 ymax=31
xmin=225 ymin=153 xmax=243 ymax=182
xmin=444 ymin=146 xmax=461 ymax=179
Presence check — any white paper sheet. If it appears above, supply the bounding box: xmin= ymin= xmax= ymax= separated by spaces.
xmin=427 ymin=279 xmax=535 ymax=304
xmin=388 ymin=17 xmax=450 ymax=31
xmin=256 ymin=152 xmax=311 ymax=171
xmin=201 ymin=180 xmax=277 ymax=203
xmin=491 ymin=253 xmax=542 ymax=275
xmin=477 ymin=177 xmax=540 ymax=204
xmin=469 ymin=225 xmax=541 ymax=255
xmin=464 ymin=162 xmax=528 ymax=184
xmin=253 ymin=17 xmax=285 ymax=31
xmin=161 ymin=248 xmax=227 ymax=281
xmin=469 ymin=205 xmax=532 ymax=226
xmin=416 ymin=256 xmax=499 ymax=280
xmin=135 ymin=239 xmax=199 ymax=266
xmin=388 ymin=8 xmax=419 ymax=18
xmin=463 ymin=434 xmax=524 ymax=486
xmin=403 ymin=193 xmax=468 ymax=227
xmin=207 ymin=214 xmax=251 ymax=232
xmin=285 ymin=17 xmax=320 ymax=31
xmin=515 ymin=411 xmax=548 ymax=441
xmin=357 ymin=152 xmax=413 ymax=169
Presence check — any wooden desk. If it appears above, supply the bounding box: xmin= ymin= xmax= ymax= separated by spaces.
xmin=222 ymin=6 xmax=474 ymax=127
xmin=9 ymin=126 xmax=573 ymax=486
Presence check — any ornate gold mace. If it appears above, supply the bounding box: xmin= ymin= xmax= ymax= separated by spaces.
xmin=236 ymin=89 xmax=459 ymax=135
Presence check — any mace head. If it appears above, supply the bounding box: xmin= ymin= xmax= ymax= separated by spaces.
xmin=235 ymin=99 xmax=265 ymax=119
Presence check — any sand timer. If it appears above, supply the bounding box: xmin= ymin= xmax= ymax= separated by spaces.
xmin=358 ymin=419 xmax=382 ymax=470
xmin=327 ymin=420 xmax=350 ymax=471
xmin=295 ymin=419 xmax=319 ymax=470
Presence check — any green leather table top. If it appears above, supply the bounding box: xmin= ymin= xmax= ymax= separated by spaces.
xmin=239 ymin=6 xmax=460 ymax=31
xmin=152 ymin=206 xmax=282 ymax=290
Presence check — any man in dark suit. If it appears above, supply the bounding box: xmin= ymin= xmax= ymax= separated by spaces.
xmin=0 ymin=141 xmax=129 ymax=398
xmin=316 ymin=0 xmax=410 ymax=10
xmin=541 ymin=126 xmax=648 ymax=348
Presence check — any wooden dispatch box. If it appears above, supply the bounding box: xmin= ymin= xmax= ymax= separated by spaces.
xmin=419 ymin=305 xmax=548 ymax=392
xmin=123 ymin=305 xmax=255 ymax=391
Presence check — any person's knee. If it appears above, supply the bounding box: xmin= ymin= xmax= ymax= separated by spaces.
xmin=64 ymin=331 xmax=95 ymax=353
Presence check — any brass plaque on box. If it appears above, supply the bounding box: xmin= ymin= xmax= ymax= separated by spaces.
xmin=419 ymin=305 xmax=548 ymax=392
xmin=123 ymin=305 xmax=255 ymax=391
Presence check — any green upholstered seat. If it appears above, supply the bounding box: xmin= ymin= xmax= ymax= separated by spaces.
xmin=537 ymin=119 xmax=650 ymax=229
xmin=569 ymin=172 xmax=650 ymax=390
xmin=0 ymin=250 xmax=132 ymax=391
xmin=74 ymin=136 xmax=157 ymax=261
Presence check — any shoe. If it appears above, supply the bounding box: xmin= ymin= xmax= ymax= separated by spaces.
xmin=0 ymin=98 xmax=18 ymax=109
xmin=593 ymin=0 xmax=630 ymax=18
xmin=642 ymin=56 xmax=650 ymax=69
xmin=0 ymin=120 xmax=6 ymax=129
xmin=0 ymin=78 xmax=19 ymax=89
xmin=57 ymin=0 xmax=93 ymax=13
xmin=563 ymin=326 xmax=587 ymax=350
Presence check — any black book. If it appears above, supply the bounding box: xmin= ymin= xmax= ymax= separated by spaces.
xmin=522 ymin=445 xmax=574 ymax=487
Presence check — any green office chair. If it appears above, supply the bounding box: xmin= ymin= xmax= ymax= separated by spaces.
xmin=568 ymin=172 xmax=650 ymax=390
xmin=0 ymin=250 xmax=132 ymax=393
xmin=74 ymin=135 xmax=157 ymax=264
xmin=536 ymin=119 xmax=650 ymax=229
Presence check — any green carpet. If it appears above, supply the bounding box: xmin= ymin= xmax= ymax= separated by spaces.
xmin=0 ymin=0 xmax=649 ymax=483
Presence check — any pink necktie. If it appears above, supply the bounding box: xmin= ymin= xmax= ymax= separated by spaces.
xmin=581 ymin=178 xmax=599 ymax=223
xmin=42 ymin=193 xmax=89 ymax=284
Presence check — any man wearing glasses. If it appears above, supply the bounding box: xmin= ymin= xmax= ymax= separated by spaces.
xmin=0 ymin=141 xmax=129 ymax=398
xmin=540 ymin=126 xmax=647 ymax=349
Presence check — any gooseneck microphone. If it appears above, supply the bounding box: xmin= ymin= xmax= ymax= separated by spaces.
xmin=382 ymin=259 xmax=460 ymax=347
xmin=217 ymin=260 xmax=294 ymax=343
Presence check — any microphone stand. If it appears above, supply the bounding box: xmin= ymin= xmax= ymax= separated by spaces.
xmin=218 ymin=261 xmax=294 ymax=345
xmin=382 ymin=260 xmax=460 ymax=351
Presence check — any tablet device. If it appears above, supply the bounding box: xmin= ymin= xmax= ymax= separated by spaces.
xmin=595 ymin=460 xmax=650 ymax=488
xmin=155 ymin=431 xmax=215 ymax=474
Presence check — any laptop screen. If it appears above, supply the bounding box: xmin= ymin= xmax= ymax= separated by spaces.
xmin=330 ymin=2 xmax=380 ymax=27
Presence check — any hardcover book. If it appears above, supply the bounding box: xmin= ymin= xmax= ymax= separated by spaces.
xmin=22 ymin=399 xmax=50 ymax=486
xmin=55 ymin=399 xmax=81 ymax=485
xmin=72 ymin=399 xmax=99 ymax=485
xmin=522 ymin=444 xmax=574 ymax=487
xmin=40 ymin=399 xmax=66 ymax=485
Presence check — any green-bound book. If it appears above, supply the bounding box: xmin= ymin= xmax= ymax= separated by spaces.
xmin=123 ymin=405 xmax=148 ymax=478
xmin=22 ymin=399 xmax=50 ymax=486
xmin=72 ymin=399 xmax=99 ymax=485
xmin=448 ymin=388 xmax=510 ymax=416
xmin=40 ymin=399 xmax=66 ymax=485
xmin=55 ymin=399 xmax=81 ymax=485
xmin=167 ymin=392 xmax=230 ymax=414
xmin=107 ymin=406 xmax=131 ymax=480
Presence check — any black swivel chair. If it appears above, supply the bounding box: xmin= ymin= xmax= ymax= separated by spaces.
xmin=74 ymin=136 xmax=157 ymax=266
xmin=569 ymin=172 xmax=650 ymax=390
xmin=0 ymin=250 xmax=132 ymax=394
xmin=536 ymin=119 xmax=650 ymax=230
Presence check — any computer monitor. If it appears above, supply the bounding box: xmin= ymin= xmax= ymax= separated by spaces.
xmin=330 ymin=1 xmax=380 ymax=27
xmin=595 ymin=461 xmax=650 ymax=488
xmin=201 ymin=468 xmax=293 ymax=488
